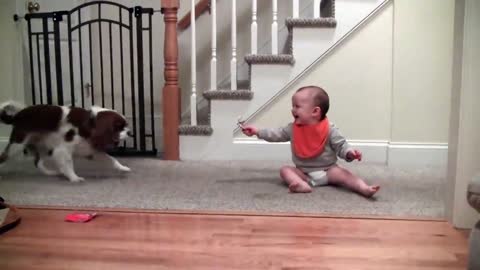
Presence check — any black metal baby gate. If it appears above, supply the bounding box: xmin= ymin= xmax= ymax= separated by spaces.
xmin=24 ymin=1 xmax=157 ymax=156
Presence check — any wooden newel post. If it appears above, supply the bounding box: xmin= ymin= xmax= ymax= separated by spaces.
xmin=161 ymin=0 xmax=180 ymax=160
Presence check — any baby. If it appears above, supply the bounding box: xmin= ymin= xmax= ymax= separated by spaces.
xmin=240 ymin=85 xmax=380 ymax=197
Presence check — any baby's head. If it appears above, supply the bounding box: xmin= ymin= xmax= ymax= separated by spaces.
xmin=291 ymin=85 xmax=329 ymax=125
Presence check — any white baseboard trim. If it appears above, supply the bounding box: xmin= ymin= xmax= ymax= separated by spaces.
xmin=233 ymin=138 xmax=448 ymax=167
xmin=4 ymin=134 xmax=448 ymax=168
xmin=387 ymin=142 xmax=448 ymax=168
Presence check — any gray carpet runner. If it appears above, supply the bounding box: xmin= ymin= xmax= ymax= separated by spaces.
xmin=0 ymin=157 xmax=445 ymax=218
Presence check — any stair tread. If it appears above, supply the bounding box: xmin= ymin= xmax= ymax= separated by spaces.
xmin=179 ymin=124 xmax=213 ymax=136
xmin=245 ymin=54 xmax=295 ymax=65
xmin=203 ymin=89 xmax=253 ymax=100
xmin=285 ymin=17 xmax=337 ymax=29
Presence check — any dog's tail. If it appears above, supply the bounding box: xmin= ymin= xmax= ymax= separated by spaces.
xmin=0 ymin=101 xmax=24 ymax=125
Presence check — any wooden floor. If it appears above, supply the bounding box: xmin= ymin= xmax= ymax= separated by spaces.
xmin=0 ymin=208 xmax=469 ymax=270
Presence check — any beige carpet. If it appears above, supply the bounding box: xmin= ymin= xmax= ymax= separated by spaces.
xmin=0 ymin=156 xmax=446 ymax=218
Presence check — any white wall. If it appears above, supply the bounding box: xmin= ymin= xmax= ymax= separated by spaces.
xmin=250 ymin=2 xmax=393 ymax=142
xmin=392 ymin=0 xmax=454 ymax=143
xmin=0 ymin=0 xmax=25 ymax=139
xmin=247 ymin=0 xmax=454 ymax=167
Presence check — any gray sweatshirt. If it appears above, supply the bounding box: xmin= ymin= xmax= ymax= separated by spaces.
xmin=257 ymin=122 xmax=353 ymax=172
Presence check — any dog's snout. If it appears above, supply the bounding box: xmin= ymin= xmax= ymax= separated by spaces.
xmin=127 ymin=131 xmax=134 ymax=137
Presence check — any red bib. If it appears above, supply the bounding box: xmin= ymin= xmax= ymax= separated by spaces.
xmin=292 ymin=118 xmax=330 ymax=159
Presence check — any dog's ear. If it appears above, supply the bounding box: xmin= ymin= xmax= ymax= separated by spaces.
xmin=76 ymin=109 xmax=96 ymax=138
xmin=90 ymin=113 xmax=115 ymax=151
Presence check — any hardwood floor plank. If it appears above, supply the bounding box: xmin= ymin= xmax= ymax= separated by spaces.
xmin=0 ymin=209 xmax=468 ymax=270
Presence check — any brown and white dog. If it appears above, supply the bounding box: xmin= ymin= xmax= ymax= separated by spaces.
xmin=0 ymin=102 xmax=132 ymax=182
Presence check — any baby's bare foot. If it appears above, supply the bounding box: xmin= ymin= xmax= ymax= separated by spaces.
xmin=363 ymin=185 xmax=380 ymax=198
xmin=289 ymin=181 xmax=312 ymax=193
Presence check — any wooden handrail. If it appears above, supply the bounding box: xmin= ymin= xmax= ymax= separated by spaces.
xmin=177 ymin=0 xmax=211 ymax=31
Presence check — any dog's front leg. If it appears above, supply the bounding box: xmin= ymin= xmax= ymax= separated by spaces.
xmin=0 ymin=143 xmax=11 ymax=164
xmin=36 ymin=158 xmax=60 ymax=176
xmin=94 ymin=153 xmax=131 ymax=172
xmin=31 ymin=146 xmax=60 ymax=176
xmin=52 ymin=147 xmax=84 ymax=182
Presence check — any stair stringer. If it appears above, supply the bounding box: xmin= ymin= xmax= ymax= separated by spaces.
xmin=180 ymin=0 xmax=391 ymax=160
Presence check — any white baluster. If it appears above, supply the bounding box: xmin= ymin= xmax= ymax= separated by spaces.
xmin=251 ymin=0 xmax=257 ymax=54
xmin=293 ymin=0 xmax=299 ymax=18
xmin=314 ymin=0 xmax=321 ymax=18
xmin=210 ymin=0 xmax=217 ymax=90
xmin=190 ymin=0 xmax=197 ymax=125
xmin=231 ymin=0 xmax=237 ymax=90
xmin=271 ymin=0 xmax=278 ymax=54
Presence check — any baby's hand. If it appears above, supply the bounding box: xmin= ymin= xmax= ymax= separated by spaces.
xmin=346 ymin=149 xmax=362 ymax=161
xmin=240 ymin=125 xmax=258 ymax=137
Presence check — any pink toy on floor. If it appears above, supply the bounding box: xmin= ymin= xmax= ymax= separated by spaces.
xmin=64 ymin=212 xmax=97 ymax=223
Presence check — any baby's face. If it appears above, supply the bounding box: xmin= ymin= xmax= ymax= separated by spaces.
xmin=291 ymin=90 xmax=319 ymax=125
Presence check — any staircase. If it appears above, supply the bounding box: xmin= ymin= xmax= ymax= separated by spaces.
xmin=179 ymin=0 xmax=390 ymax=160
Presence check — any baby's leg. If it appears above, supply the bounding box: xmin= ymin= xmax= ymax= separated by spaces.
xmin=326 ymin=165 xmax=380 ymax=198
xmin=279 ymin=166 xmax=312 ymax=193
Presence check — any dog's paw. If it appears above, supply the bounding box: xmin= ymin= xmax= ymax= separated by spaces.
xmin=69 ymin=177 xmax=85 ymax=183
xmin=117 ymin=165 xmax=131 ymax=173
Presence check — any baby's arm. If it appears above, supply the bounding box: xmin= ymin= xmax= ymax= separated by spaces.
xmin=346 ymin=149 xmax=362 ymax=161
xmin=329 ymin=124 xmax=361 ymax=161
xmin=240 ymin=124 xmax=258 ymax=137
xmin=241 ymin=123 xmax=291 ymax=142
